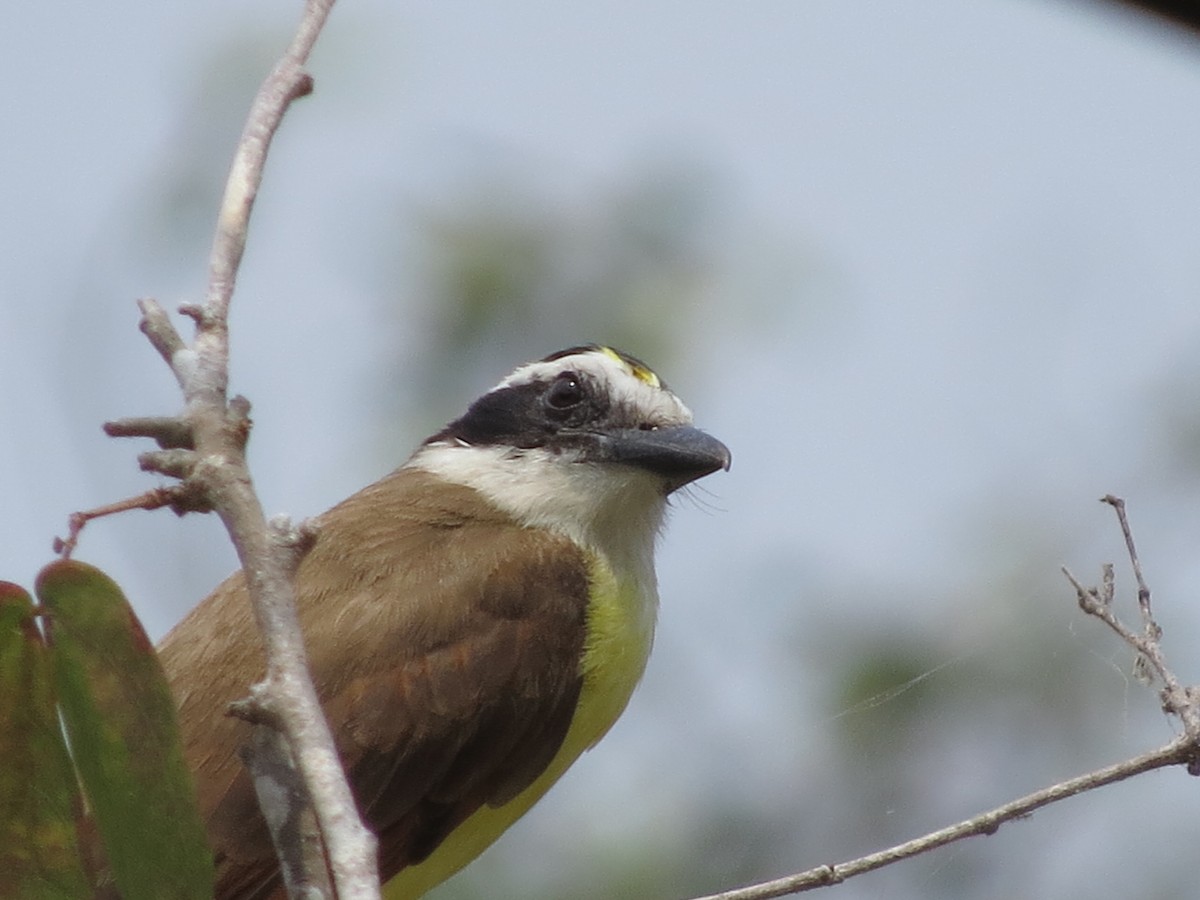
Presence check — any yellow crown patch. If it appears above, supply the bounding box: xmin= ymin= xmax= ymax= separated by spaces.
xmin=599 ymin=346 xmax=661 ymax=388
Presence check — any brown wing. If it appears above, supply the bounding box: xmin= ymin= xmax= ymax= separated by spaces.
xmin=157 ymin=467 xmax=590 ymax=899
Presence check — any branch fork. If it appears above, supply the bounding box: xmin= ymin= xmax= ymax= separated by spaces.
xmin=1063 ymin=495 xmax=1200 ymax=759
xmin=695 ymin=496 xmax=1200 ymax=900
xmin=55 ymin=0 xmax=378 ymax=897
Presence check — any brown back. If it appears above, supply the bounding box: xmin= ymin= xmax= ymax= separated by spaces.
xmin=157 ymin=467 xmax=591 ymax=898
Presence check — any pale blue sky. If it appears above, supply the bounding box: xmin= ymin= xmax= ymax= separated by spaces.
xmin=4 ymin=3 xmax=1200 ymax=897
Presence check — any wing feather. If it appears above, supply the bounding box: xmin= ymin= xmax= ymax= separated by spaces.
xmin=158 ymin=467 xmax=590 ymax=899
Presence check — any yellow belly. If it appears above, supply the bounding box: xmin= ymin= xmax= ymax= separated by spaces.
xmin=383 ymin=552 xmax=656 ymax=898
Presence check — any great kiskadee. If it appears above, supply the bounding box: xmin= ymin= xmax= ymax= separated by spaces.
xmin=158 ymin=345 xmax=731 ymax=898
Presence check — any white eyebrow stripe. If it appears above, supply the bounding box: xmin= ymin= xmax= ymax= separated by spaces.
xmin=493 ymin=350 xmax=693 ymax=428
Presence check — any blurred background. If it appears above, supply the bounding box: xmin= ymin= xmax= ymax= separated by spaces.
xmin=4 ymin=2 xmax=1200 ymax=898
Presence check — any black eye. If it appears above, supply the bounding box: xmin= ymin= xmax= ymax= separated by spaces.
xmin=545 ymin=373 xmax=586 ymax=412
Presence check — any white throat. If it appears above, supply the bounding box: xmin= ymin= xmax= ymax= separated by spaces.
xmin=408 ymin=442 xmax=667 ymax=591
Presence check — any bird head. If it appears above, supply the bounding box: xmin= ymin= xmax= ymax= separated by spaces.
xmin=410 ymin=344 xmax=731 ymax=558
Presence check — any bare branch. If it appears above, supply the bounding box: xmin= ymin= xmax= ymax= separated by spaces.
xmin=1100 ymin=495 xmax=1153 ymax=620
xmin=691 ymin=739 xmax=1194 ymax=900
xmin=1066 ymin=497 xmax=1200 ymax=740
xmin=104 ymin=416 xmax=195 ymax=449
xmin=1100 ymin=494 xmax=1164 ymax=687
xmin=53 ymin=486 xmax=207 ymax=557
xmin=201 ymin=9 xmax=320 ymax=331
xmin=239 ymin=694 xmax=333 ymax=900
xmin=693 ymin=495 xmax=1200 ymax=900
xmin=62 ymin=0 xmax=380 ymax=896
xmin=177 ymin=0 xmax=378 ymax=892
xmin=137 ymin=297 xmax=189 ymax=378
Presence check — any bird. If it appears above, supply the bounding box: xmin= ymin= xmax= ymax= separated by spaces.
xmin=157 ymin=344 xmax=731 ymax=898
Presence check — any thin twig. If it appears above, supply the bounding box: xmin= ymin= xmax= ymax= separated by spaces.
xmin=691 ymin=738 xmax=1195 ymax=900
xmin=53 ymin=487 xmax=206 ymax=557
xmin=240 ymin=724 xmax=330 ymax=900
xmin=1101 ymin=495 xmax=1153 ymax=620
xmin=691 ymin=495 xmax=1200 ymax=900
xmin=177 ymin=0 xmax=379 ymax=895
xmin=104 ymin=416 xmax=196 ymax=449
xmin=1100 ymin=494 xmax=1163 ymax=687
xmin=62 ymin=0 xmax=379 ymax=896
xmin=1062 ymin=498 xmax=1200 ymax=738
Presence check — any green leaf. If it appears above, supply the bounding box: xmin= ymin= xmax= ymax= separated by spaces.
xmin=0 ymin=581 xmax=92 ymax=899
xmin=37 ymin=561 xmax=214 ymax=900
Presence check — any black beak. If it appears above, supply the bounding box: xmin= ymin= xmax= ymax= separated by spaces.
xmin=598 ymin=425 xmax=731 ymax=491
